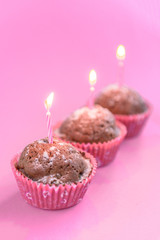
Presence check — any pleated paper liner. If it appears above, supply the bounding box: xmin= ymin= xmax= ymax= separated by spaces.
xmin=11 ymin=151 xmax=97 ymax=210
xmin=53 ymin=121 xmax=127 ymax=167
xmin=115 ymin=102 xmax=152 ymax=138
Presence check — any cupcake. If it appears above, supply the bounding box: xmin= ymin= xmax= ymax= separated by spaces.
xmin=11 ymin=137 xmax=97 ymax=210
xmin=54 ymin=105 xmax=127 ymax=167
xmin=95 ymin=84 xmax=151 ymax=137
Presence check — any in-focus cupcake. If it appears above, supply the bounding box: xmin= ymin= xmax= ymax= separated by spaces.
xmin=95 ymin=84 xmax=151 ymax=137
xmin=11 ymin=137 xmax=97 ymax=210
xmin=54 ymin=105 xmax=127 ymax=167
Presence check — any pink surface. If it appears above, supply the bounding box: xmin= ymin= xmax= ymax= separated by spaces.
xmin=0 ymin=0 xmax=160 ymax=239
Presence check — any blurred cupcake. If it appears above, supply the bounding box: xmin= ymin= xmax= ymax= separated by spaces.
xmin=11 ymin=137 xmax=97 ymax=210
xmin=95 ymin=84 xmax=151 ymax=137
xmin=54 ymin=105 xmax=127 ymax=167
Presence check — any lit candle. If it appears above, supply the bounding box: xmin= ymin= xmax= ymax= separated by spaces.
xmin=116 ymin=45 xmax=126 ymax=86
xmin=88 ymin=69 xmax=97 ymax=108
xmin=44 ymin=92 xmax=54 ymax=143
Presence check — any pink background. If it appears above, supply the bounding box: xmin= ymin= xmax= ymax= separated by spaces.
xmin=0 ymin=0 xmax=160 ymax=239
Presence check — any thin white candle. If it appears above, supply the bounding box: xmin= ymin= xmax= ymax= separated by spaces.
xmin=88 ymin=69 xmax=97 ymax=109
xmin=44 ymin=92 xmax=54 ymax=143
xmin=116 ymin=45 xmax=126 ymax=86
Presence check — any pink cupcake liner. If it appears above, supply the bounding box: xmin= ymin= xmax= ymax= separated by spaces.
xmin=11 ymin=151 xmax=97 ymax=210
xmin=115 ymin=102 xmax=152 ymax=138
xmin=53 ymin=121 xmax=127 ymax=167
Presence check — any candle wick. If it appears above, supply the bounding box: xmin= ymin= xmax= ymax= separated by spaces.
xmin=46 ymin=110 xmax=50 ymax=116
xmin=90 ymin=86 xmax=95 ymax=92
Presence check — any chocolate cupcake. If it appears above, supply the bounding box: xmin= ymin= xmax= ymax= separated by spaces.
xmin=11 ymin=137 xmax=97 ymax=210
xmin=95 ymin=84 xmax=151 ymax=137
xmin=54 ymin=105 xmax=127 ymax=167
xmin=16 ymin=138 xmax=92 ymax=185
xmin=58 ymin=105 xmax=119 ymax=143
xmin=95 ymin=84 xmax=147 ymax=115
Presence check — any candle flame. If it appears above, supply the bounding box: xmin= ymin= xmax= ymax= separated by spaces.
xmin=45 ymin=92 xmax=54 ymax=111
xmin=89 ymin=69 xmax=97 ymax=86
xmin=116 ymin=45 xmax=126 ymax=60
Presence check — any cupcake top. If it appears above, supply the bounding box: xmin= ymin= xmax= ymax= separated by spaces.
xmin=56 ymin=105 xmax=119 ymax=143
xmin=16 ymin=138 xmax=92 ymax=186
xmin=95 ymin=84 xmax=147 ymax=115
